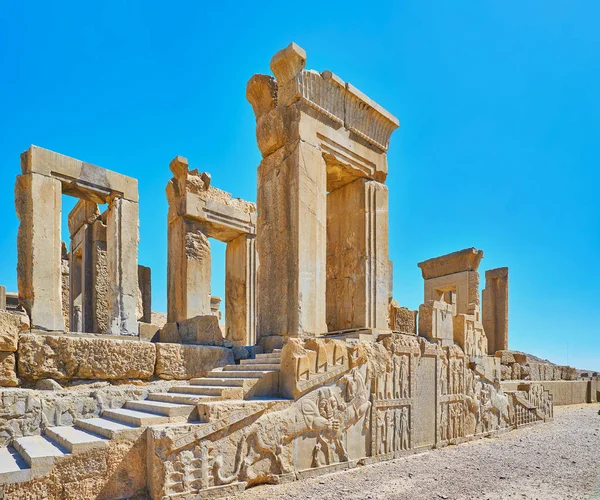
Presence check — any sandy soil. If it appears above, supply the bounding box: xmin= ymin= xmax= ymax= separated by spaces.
xmin=240 ymin=404 xmax=600 ymax=500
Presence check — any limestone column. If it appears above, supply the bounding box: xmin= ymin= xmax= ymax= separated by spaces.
xmin=106 ymin=197 xmax=139 ymax=335
xmin=15 ymin=172 xmax=65 ymax=331
xmin=225 ymin=234 xmax=257 ymax=346
xmin=248 ymin=44 xmax=328 ymax=344
xmin=167 ymin=216 xmax=212 ymax=323
xmin=482 ymin=267 xmax=509 ymax=353
xmin=326 ymin=178 xmax=391 ymax=331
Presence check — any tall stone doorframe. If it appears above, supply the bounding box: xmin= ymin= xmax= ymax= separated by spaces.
xmin=16 ymin=145 xmax=139 ymax=335
xmin=247 ymin=43 xmax=399 ymax=346
xmin=166 ymin=156 xmax=257 ymax=346
xmin=417 ymin=248 xmax=489 ymax=356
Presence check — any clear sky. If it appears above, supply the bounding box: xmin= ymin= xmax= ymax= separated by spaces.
xmin=0 ymin=1 xmax=598 ymax=370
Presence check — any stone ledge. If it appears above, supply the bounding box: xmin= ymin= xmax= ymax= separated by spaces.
xmin=418 ymin=247 xmax=484 ymax=280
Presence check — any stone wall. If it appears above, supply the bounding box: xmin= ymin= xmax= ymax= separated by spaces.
xmin=497 ymin=350 xmax=577 ymax=381
xmin=145 ymin=332 xmax=551 ymax=498
xmin=502 ymin=379 xmax=598 ymax=406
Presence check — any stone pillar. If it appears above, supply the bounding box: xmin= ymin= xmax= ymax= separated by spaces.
xmin=138 ymin=265 xmax=152 ymax=324
xmin=482 ymin=267 xmax=509 ymax=353
xmin=91 ymin=219 xmax=109 ymax=333
xmin=106 ymin=197 xmax=139 ymax=335
xmin=0 ymin=286 xmax=6 ymax=311
xmin=256 ymin=125 xmax=328 ymax=341
xmin=249 ymin=46 xmax=329 ymax=342
xmin=225 ymin=234 xmax=257 ymax=346
xmin=15 ymin=172 xmax=64 ymax=331
xmin=167 ymin=216 xmax=212 ymax=323
xmin=326 ymin=178 xmax=391 ymax=331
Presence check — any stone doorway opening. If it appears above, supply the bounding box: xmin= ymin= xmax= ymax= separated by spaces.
xmin=16 ymin=145 xmax=140 ymax=335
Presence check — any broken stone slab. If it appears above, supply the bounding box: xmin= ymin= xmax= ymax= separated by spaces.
xmin=155 ymin=344 xmax=234 ymax=380
xmin=17 ymin=334 xmax=156 ymax=382
xmin=418 ymin=247 xmax=484 ymax=280
xmin=0 ymin=311 xmax=29 ymax=352
xmin=159 ymin=315 xmax=224 ymax=347
xmin=35 ymin=379 xmax=63 ymax=391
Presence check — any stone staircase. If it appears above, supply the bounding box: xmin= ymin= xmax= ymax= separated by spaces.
xmin=0 ymin=350 xmax=282 ymax=486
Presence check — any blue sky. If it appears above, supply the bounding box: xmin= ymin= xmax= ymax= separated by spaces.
xmin=0 ymin=1 xmax=598 ymax=370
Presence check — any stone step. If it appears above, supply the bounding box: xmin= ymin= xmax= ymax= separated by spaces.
xmin=13 ymin=435 xmax=65 ymax=472
xmin=102 ymin=408 xmax=170 ymax=427
xmin=169 ymin=385 xmax=243 ymax=398
xmin=75 ymin=417 xmax=142 ymax=440
xmin=223 ymin=364 xmax=280 ymax=371
xmin=207 ymin=370 xmax=271 ymax=379
xmin=0 ymin=446 xmax=31 ymax=485
xmin=240 ymin=358 xmax=281 ymax=366
xmin=190 ymin=377 xmax=248 ymax=387
xmin=125 ymin=400 xmax=196 ymax=418
xmin=255 ymin=353 xmax=282 ymax=360
xmin=147 ymin=392 xmax=216 ymax=405
xmin=45 ymin=426 xmax=109 ymax=453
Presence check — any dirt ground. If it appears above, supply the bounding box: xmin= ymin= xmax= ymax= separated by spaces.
xmin=240 ymin=403 xmax=600 ymax=500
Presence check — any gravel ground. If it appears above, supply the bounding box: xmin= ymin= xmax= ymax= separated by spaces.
xmin=240 ymin=403 xmax=600 ymax=500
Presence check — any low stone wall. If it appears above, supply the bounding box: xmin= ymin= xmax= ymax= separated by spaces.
xmin=10 ymin=333 xmax=233 ymax=385
xmin=502 ymin=379 xmax=599 ymax=406
xmin=497 ymin=350 xmax=577 ymax=381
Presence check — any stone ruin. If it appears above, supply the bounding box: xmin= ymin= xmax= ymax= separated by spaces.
xmin=0 ymin=42 xmax=594 ymax=499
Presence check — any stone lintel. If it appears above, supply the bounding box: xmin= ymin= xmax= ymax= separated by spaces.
xmin=180 ymin=192 xmax=256 ymax=242
xmin=67 ymin=199 xmax=100 ymax=237
xmin=21 ymin=145 xmax=139 ymax=202
xmin=418 ymin=247 xmax=484 ymax=280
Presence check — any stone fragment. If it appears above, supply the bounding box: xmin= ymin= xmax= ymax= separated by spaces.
xmin=35 ymin=379 xmax=63 ymax=391
xmin=18 ymin=334 xmax=156 ymax=381
xmin=0 ymin=311 xmax=29 ymax=352
xmin=0 ymin=352 xmax=18 ymax=387
xmin=155 ymin=344 xmax=233 ymax=380
xmin=138 ymin=322 xmax=160 ymax=342
xmin=390 ymin=302 xmax=417 ymax=335
xmin=159 ymin=315 xmax=224 ymax=346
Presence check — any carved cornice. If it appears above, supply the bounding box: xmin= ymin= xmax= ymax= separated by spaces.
xmin=293 ymin=70 xmax=399 ymax=152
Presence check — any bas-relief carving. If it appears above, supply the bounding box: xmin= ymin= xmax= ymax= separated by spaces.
xmin=152 ymin=332 xmax=553 ymax=497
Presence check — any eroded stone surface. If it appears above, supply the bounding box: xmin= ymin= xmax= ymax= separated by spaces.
xmin=17 ymin=334 xmax=156 ymax=381
xmin=0 ymin=311 xmax=29 ymax=352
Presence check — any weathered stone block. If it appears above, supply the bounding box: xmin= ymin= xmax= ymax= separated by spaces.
xmin=390 ymin=303 xmax=417 ymax=335
xmin=0 ymin=352 xmax=18 ymax=387
xmin=0 ymin=311 xmax=29 ymax=352
xmin=159 ymin=315 xmax=224 ymax=346
xmin=155 ymin=344 xmax=233 ymax=380
xmin=18 ymin=334 xmax=156 ymax=381
xmin=139 ymin=322 xmax=160 ymax=342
